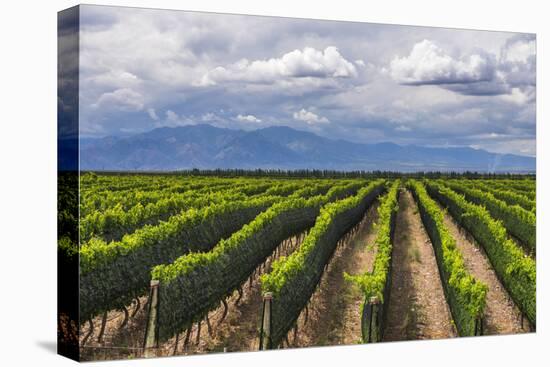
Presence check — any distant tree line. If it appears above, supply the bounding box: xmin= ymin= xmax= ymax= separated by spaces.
xmin=82 ymin=168 xmax=535 ymax=180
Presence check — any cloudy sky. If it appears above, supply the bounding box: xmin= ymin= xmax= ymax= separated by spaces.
xmin=79 ymin=5 xmax=536 ymax=156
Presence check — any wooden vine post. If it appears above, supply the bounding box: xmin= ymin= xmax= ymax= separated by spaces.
xmin=143 ymin=280 xmax=160 ymax=358
xmin=259 ymin=292 xmax=273 ymax=350
xmin=474 ymin=316 xmax=484 ymax=336
xmin=362 ymin=296 xmax=380 ymax=343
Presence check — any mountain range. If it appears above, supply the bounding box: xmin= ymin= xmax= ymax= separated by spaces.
xmin=79 ymin=124 xmax=535 ymax=172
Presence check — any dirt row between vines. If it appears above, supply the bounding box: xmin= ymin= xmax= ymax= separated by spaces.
xmin=383 ymin=189 xmax=457 ymax=341
xmin=437 ymin=203 xmax=531 ymax=335
xmin=80 ymin=296 xmax=149 ymax=361
xmin=291 ymin=201 xmax=381 ymax=347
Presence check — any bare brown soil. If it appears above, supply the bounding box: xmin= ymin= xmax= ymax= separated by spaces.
xmin=290 ymin=202 xmax=380 ymax=347
xmin=80 ymin=296 xmax=149 ymax=361
xmin=439 ymin=206 xmax=531 ymax=335
xmin=383 ymin=190 xmax=457 ymax=341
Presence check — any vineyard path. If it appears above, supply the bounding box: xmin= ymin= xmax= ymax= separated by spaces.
xmin=292 ymin=201 xmax=380 ymax=347
xmin=383 ymin=189 xmax=457 ymax=341
xmin=438 ymin=203 xmax=530 ymax=335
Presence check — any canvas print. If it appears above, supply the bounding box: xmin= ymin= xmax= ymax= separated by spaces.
xmin=57 ymin=4 xmax=536 ymax=362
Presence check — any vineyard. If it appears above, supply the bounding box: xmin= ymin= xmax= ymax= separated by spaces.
xmin=58 ymin=173 xmax=536 ymax=360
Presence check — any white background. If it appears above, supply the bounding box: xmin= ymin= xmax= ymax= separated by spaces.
xmin=0 ymin=0 xmax=547 ymax=365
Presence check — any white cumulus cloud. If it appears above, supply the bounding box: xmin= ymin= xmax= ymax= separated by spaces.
xmin=387 ymin=38 xmax=536 ymax=101
xmin=198 ymin=46 xmax=357 ymax=86
xmin=201 ymin=112 xmax=224 ymax=122
xmin=502 ymin=36 xmax=536 ymax=64
xmin=162 ymin=110 xmax=194 ymax=127
xmin=147 ymin=108 xmax=159 ymax=120
xmin=236 ymin=114 xmax=262 ymax=123
xmin=293 ymin=109 xmax=329 ymax=124
xmin=389 ymin=40 xmax=496 ymax=85
xmin=93 ymin=88 xmax=144 ymax=111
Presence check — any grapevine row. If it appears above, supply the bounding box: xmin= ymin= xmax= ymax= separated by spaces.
xmin=439 ymin=180 xmax=535 ymax=253
xmin=259 ymin=180 xmax=386 ymax=346
xmin=454 ymin=180 xmax=535 ymax=212
xmin=424 ymin=181 xmax=536 ymax=325
xmin=477 ymin=179 xmax=535 ymax=200
xmin=79 ymin=181 xmax=287 ymax=243
xmin=149 ymin=181 xmax=371 ymax=342
xmin=80 ymin=178 xmax=271 ymax=216
xmin=343 ymin=180 xmax=399 ymax=341
xmin=409 ymin=180 xmax=487 ymax=335
xmin=78 ymin=181 xmax=357 ymax=322
xmin=79 ymin=194 xmax=283 ymax=321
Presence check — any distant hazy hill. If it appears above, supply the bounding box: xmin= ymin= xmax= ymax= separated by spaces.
xmin=80 ymin=124 xmax=535 ymax=172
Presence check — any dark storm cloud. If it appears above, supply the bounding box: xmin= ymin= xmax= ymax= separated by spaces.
xmin=444 ymin=81 xmax=510 ymax=96
xmin=79 ymin=5 xmax=119 ymax=31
